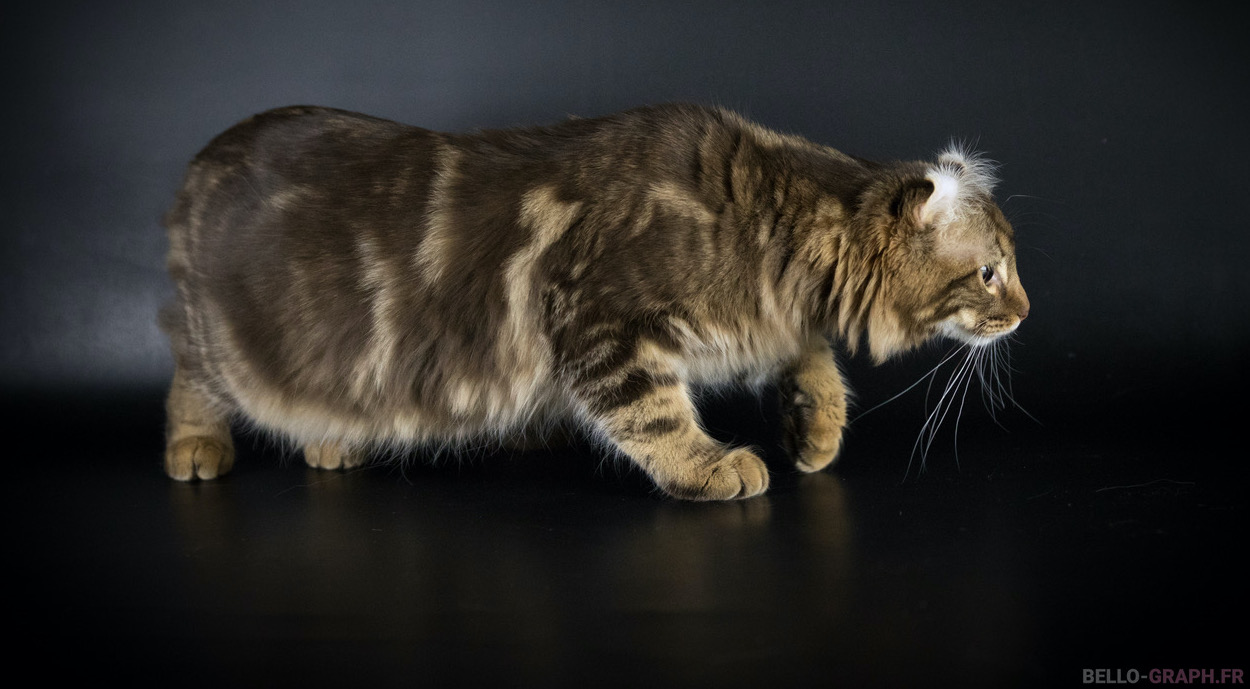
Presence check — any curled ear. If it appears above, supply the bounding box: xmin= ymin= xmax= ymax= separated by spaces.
xmin=890 ymin=146 xmax=996 ymax=230
xmin=890 ymin=174 xmax=957 ymax=229
xmin=924 ymin=144 xmax=999 ymax=225
xmin=918 ymin=168 xmax=960 ymax=225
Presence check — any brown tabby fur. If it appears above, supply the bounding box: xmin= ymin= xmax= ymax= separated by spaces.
xmin=160 ymin=103 xmax=1029 ymax=500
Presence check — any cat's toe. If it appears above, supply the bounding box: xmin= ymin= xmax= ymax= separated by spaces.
xmin=793 ymin=422 xmax=844 ymax=473
xmin=303 ymin=442 xmax=365 ymax=470
xmin=165 ymin=436 xmax=234 ymax=481
xmin=663 ymin=448 xmax=770 ymax=501
xmin=794 ymin=440 xmax=842 ymax=473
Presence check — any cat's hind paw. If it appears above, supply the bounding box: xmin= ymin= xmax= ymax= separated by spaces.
xmin=303 ymin=442 xmax=366 ymax=471
xmin=165 ymin=436 xmax=235 ymax=481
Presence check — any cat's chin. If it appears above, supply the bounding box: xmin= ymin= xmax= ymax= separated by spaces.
xmin=937 ymin=321 xmax=1011 ymax=348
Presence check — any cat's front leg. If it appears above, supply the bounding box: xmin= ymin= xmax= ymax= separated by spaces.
xmin=569 ymin=338 xmax=769 ymax=500
xmin=780 ymin=335 xmax=848 ymax=473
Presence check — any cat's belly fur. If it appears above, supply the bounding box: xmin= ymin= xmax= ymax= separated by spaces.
xmin=200 ymin=297 xmax=801 ymax=449
xmin=196 ymin=314 xmax=799 ymax=450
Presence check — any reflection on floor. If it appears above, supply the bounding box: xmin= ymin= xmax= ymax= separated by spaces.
xmin=7 ymin=387 xmax=1243 ymax=686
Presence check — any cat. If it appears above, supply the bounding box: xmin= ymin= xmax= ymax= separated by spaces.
xmin=159 ymin=103 xmax=1029 ymax=500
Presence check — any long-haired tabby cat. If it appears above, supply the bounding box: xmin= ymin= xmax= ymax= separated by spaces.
xmin=160 ymin=103 xmax=1029 ymax=500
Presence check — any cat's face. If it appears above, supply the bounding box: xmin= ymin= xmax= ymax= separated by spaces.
xmin=926 ymin=200 xmax=1030 ymax=347
xmin=870 ymin=152 xmax=1030 ymax=359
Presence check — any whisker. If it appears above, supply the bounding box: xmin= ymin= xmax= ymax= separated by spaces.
xmin=905 ymin=347 xmax=976 ymax=480
xmin=897 ymin=328 xmax=1043 ymax=483
xmin=995 ymin=340 xmax=1013 ymax=408
xmin=951 ymin=346 xmax=983 ymax=470
xmin=995 ymin=337 xmax=1043 ymax=426
xmin=921 ymin=343 xmax=963 ymax=418
xmin=977 ymin=343 xmax=1002 ymax=421
xmin=852 ymin=344 xmax=963 ymax=424
xmin=923 ymin=349 xmax=976 ymax=459
xmin=981 ymin=341 xmax=1012 ymax=431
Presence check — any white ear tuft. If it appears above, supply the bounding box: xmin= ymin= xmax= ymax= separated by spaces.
xmin=919 ymin=169 xmax=960 ymax=225
xmin=936 ymin=142 xmax=999 ymax=194
xmin=920 ymin=142 xmax=999 ymax=224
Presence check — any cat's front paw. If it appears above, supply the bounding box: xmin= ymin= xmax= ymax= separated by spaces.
xmin=165 ymin=436 xmax=235 ymax=481
xmin=303 ymin=442 xmax=366 ymax=470
xmin=781 ymin=389 xmax=845 ymax=473
xmin=659 ymin=448 xmax=770 ymax=501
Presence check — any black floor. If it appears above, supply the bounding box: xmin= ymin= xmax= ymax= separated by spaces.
xmin=9 ymin=383 xmax=1244 ymax=688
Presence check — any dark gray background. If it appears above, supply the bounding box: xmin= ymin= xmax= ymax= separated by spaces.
xmin=5 ymin=0 xmax=1247 ymax=414
xmin=5 ymin=3 xmax=1247 ymax=685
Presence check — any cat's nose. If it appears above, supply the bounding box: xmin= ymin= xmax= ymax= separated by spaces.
xmin=1014 ymin=290 xmax=1030 ymax=321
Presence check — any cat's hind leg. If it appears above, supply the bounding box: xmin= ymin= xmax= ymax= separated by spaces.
xmin=570 ymin=338 xmax=768 ymax=501
xmin=780 ymin=335 xmax=848 ymax=473
xmin=164 ymin=366 xmax=235 ymax=481
xmin=303 ymin=441 xmax=366 ymax=470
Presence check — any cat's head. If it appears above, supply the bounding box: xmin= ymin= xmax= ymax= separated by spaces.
xmin=861 ymin=146 xmax=1030 ymax=362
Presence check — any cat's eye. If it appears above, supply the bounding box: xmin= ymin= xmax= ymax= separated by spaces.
xmin=979 ymin=265 xmax=994 ymax=284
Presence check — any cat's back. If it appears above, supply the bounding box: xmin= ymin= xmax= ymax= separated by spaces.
xmin=169 ymin=106 xmax=440 ymax=237
xmin=190 ymin=105 xmax=433 ymax=168
xmin=172 ymin=102 xmax=739 ymax=222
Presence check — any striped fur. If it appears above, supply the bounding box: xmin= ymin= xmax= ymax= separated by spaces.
xmin=160 ymin=103 xmax=1029 ymax=499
